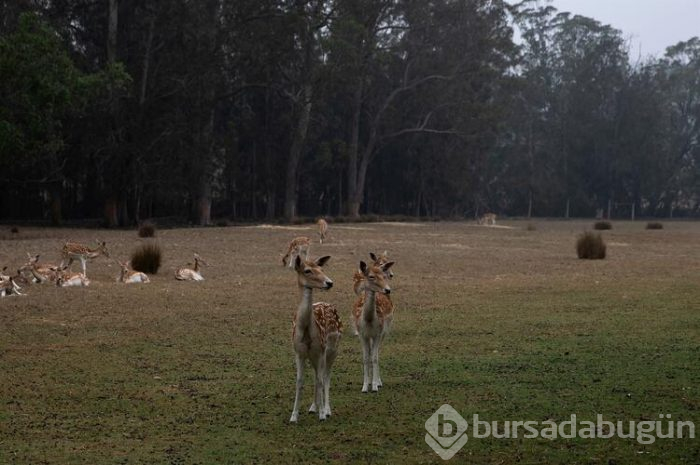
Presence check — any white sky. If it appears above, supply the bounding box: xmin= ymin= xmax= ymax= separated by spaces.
xmin=510 ymin=0 xmax=700 ymax=58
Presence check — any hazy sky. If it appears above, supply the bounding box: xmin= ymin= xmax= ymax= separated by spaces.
xmin=514 ymin=0 xmax=700 ymax=58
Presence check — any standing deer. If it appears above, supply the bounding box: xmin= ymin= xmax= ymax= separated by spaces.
xmin=317 ymin=219 xmax=328 ymax=244
xmin=289 ymin=255 xmax=341 ymax=422
xmin=60 ymin=240 xmax=110 ymax=277
xmin=353 ymin=258 xmax=394 ymax=392
xmin=281 ymin=237 xmax=311 ymax=268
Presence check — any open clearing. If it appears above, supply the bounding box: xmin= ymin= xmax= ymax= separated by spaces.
xmin=1 ymin=220 xmax=698 ymax=464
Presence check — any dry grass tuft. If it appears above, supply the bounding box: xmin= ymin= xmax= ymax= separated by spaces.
xmin=130 ymin=242 xmax=162 ymax=274
xmin=593 ymin=221 xmax=612 ymax=230
xmin=138 ymin=222 xmax=156 ymax=238
xmin=646 ymin=222 xmax=663 ymax=230
xmin=577 ymin=231 xmax=607 ymax=259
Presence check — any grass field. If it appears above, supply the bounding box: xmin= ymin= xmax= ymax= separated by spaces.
xmin=1 ymin=220 xmax=698 ymax=464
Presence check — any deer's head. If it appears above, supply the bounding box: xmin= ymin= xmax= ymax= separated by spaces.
xmin=359 ymin=259 xmax=393 ymax=295
xmin=295 ymin=255 xmax=333 ymax=290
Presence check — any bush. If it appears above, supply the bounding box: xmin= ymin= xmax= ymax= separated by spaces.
xmin=576 ymin=232 xmax=606 ymax=260
xmin=593 ymin=221 xmax=612 ymax=230
xmin=646 ymin=222 xmax=663 ymax=230
xmin=10 ymin=226 xmax=19 ymax=234
xmin=526 ymin=223 xmax=537 ymax=231
xmin=138 ymin=222 xmax=156 ymax=238
xmin=131 ymin=242 xmax=162 ymax=274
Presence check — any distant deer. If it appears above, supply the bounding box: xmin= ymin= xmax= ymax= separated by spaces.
xmin=175 ymin=253 xmax=207 ymax=281
xmin=60 ymin=240 xmax=110 ymax=277
xmin=282 ymin=237 xmax=311 ymax=268
xmin=317 ymin=219 xmax=329 ymax=244
xmin=289 ymin=255 xmax=341 ymax=422
xmin=478 ymin=213 xmax=497 ymax=226
xmin=353 ymin=258 xmax=394 ymax=392
xmin=117 ymin=260 xmax=150 ymax=284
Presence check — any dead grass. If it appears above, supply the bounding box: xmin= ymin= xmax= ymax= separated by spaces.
xmin=0 ymin=220 xmax=698 ymax=464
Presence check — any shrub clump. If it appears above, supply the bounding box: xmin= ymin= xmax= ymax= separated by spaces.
xmin=10 ymin=226 xmax=19 ymax=234
xmin=593 ymin=221 xmax=612 ymax=230
xmin=526 ymin=223 xmax=537 ymax=231
xmin=577 ymin=232 xmax=606 ymax=260
xmin=131 ymin=242 xmax=162 ymax=274
xmin=138 ymin=222 xmax=156 ymax=238
xmin=646 ymin=222 xmax=663 ymax=230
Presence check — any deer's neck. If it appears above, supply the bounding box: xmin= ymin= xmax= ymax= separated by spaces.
xmin=296 ymin=286 xmax=314 ymax=331
xmin=362 ymin=288 xmax=377 ymax=322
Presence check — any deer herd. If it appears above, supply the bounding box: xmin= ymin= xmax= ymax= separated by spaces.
xmin=0 ymin=239 xmax=208 ymax=296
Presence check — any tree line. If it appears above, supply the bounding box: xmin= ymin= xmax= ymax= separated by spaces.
xmin=0 ymin=0 xmax=698 ymax=225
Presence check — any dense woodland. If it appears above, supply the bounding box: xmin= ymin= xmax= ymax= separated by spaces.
xmin=0 ymin=0 xmax=698 ymax=225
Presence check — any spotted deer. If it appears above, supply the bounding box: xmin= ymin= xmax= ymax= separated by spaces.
xmin=55 ymin=266 xmax=90 ymax=287
xmin=353 ymin=258 xmax=394 ymax=392
xmin=21 ymin=254 xmax=60 ymax=283
xmin=282 ymin=236 xmax=311 ymax=268
xmin=0 ymin=275 xmax=23 ymax=297
xmin=478 ymin=213 xmax=497 ymax=226
xmin=175 ymin=253 xmax=207 ymax=281
xmin=351 ymin=252 xmax=394 ymax=336
xmin=117 ymin=260 xmax=150 ymax=284
xmin=60 ymin=240 xmax=109 ymax=277
xmin=289 ymin=255 xmax=341 ymax=423
xmin=317 ymin=219 xmax=328 ymax=244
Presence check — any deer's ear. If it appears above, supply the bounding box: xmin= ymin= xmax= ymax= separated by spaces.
xmin=294 ymin=255 xmax=303 ymax=271
xmin=359 ymin=261 xmax=368 ymax=275
xmin=369 ymin=252 xmax=378 ymax=262
xmin=316 ymin=256 xmax=331 ymax=267
xmin=382 ymin=261 xmax=395 ymax=272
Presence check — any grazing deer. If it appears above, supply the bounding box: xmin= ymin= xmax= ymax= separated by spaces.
xmin=175 ymin=253 xmax=207 ymax=281
xmin=289 ymin=255 xmax=341 ymax=423
xmin=21 ymin=254 xmax=60 ymax=283
xmin=117 ymin=260 xmax=150 ymax=284
xmin=60 ymin=240 xmax=109 ymax=277
xmin=353 ymin=259 xmax=394 ymax=393
xmin=56 ymin=266 xmax=91 ymax=287
xmin=282 ymin=236 xmax=311 ymax=268
xmin=317 ymin=219 xmax=328 ymax=244
xmin=478 ymin=213 xmax=497 ymax=226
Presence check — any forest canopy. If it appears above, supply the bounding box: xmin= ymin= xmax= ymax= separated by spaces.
xmin=0 ymin=0 xmax=698 ymax=225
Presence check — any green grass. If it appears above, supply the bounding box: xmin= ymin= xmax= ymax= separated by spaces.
xmin=0 ymin=221 xmax=698 ymax=464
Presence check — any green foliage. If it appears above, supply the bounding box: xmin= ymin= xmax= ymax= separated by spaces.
xmin=576 ymin=231 xmax=606 ymax=259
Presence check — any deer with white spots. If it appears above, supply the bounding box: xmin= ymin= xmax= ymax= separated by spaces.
xmin=281 ymin=236 xmax=311 ymax=268
xmin=353 ymin=258 xmax=394 ymax=392
xmin=289 ymin=255 xmax=341 ymax=423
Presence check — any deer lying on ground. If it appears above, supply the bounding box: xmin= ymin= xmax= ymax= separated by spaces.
xmin=116 ymin=260 xmax=150 ymax=284
xmin=175 ymin=253 xmax=207 ymax=281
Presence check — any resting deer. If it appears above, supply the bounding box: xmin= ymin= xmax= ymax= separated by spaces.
xmin=117 ymin=260 xmax=150 ymax=284
xmin=353 ymin=258 xmax=394 ymax=393
xmin=351 ymin=252 xmax=394 ymax=335
xmin=60 ymin=240 xmax=109 ymax=277
xmin=289 ymin=255 xmax=341 ymax=423
xmin=317 ymin=219 xmax=328 ymax=244
xmin=282 ymin=236 xmax=311 ymax=268
xmin=0 ymin=275 xmax=24 ymax=297
xmin=478 ymin=213 xmax=497 ymax=226
xmin=21 ymin=254 xmax=60 ymax=283
xmin=55 ymin=266 xmax=90 ymax=287
xmin=175 ymin=253 xmax=207 ymax=281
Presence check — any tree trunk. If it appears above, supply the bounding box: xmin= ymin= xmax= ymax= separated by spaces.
xmin=345 ymin=81 xmax=363 ymax=216
xmin=283 ymin=83 xmax=313 ymax=221
xmin=49 ymin=184 xmax=62 ymax=226
xmin=105 ymin=197 xmax=118 ymax=228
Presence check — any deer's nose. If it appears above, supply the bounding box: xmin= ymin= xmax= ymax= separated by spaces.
xmin=384 ymin=287 xmax=391 ymax=295
xmin=325 ymin=280 xmax=333 ymax=289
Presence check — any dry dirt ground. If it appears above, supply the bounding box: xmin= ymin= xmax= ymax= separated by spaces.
xmin=1 ymin=220 xmax=698 ymax=464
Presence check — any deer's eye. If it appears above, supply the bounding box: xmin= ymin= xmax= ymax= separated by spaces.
xmin=369 ymin=276 xmax=376 ymax=280
xmin=304 ymin=269 xmax=312 ymax=275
